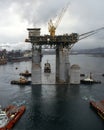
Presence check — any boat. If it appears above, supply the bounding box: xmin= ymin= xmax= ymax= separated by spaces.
xmin=44 ymin=61 xmax=51 ymax=73
xmin=80 ymin=72 xmax=101 ymax=84
xmin=90 ymin=100 xmax=104 ymax=120
xmin=102 ymin=74 xmax=104 ymax=77
xmin=19 ymin=70 xmax=31 ymax=77
xmin=11 ymin=77 xmax=31 ymax=85
xmin=0 ymin=105 xmax=26 ymax=130
xmin=80 ymin=73 xmax=85 ymax=77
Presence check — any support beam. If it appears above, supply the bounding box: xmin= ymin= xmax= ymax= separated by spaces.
xmin=64 ymin=48 xmax=70 ymax=83
xmin=56 ymin=45 xmax=60 ymax=82
xmin=56 ymin=46 xmax=70 ymax=84
xmin=28 ymin=28 xmax=42 ymax=85
xmin=32 ymin=45 xmax=41 ymax=84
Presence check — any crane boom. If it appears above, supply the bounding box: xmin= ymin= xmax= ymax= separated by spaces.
xmin=48 ymin=2 xmax=69 ymax=37
xmin=55 ymin=2 xmax=69 ymax=29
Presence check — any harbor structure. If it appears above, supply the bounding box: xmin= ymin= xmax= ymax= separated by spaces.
xmin=26 ymin=28 xmax=78 ymax=84
xmin=70 ymin=64 xmax=80 ymax=84
xmin=25 ymin=26 xmax=104 ymax=85
xmin=0 ymin=49 xmax=7 ymax=65
xmin=25 ymin=2 xmax=104 ymax=85
xmin=27 ymin=28 xmax=42 ymax=84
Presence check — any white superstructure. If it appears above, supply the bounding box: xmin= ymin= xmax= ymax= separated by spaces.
xmin=0 ymin=106 xmax=8 ymax=128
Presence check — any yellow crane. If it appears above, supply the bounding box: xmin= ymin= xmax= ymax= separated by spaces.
xmin=48 ymin=3 xmax=69 ymax=37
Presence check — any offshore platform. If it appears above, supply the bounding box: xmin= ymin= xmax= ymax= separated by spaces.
xmin=25 ymin=5 xmax=104 ymax=85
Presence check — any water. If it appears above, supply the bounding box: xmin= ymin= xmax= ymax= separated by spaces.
xmin=0 ymin=54 xmax=104 ymax=130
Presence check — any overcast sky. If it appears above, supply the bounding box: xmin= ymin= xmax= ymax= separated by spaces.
xmin=0 ymin=0 xmax=104 ymax=50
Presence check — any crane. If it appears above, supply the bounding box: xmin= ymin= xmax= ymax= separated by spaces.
xmin=48 ymin=2 xmax=69 ymax=37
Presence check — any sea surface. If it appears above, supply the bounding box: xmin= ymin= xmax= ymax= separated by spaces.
xmin=0 ymin=54 xmax=104 ymax=130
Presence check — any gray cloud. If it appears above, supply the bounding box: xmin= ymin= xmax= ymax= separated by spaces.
xmin=2 ymin=0 xmax=67 ymax=25
xmin=0 ymin=0 xmax=104 ymax=49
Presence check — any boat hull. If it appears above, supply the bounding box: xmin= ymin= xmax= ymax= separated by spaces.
xmin=19 ymin=73 xmax=31 ymax=77
xmin=90 ymin=100 xmax=104 ymax=120
xmin=80 ymin=80 xmax=101 ymax=84
xmin=0 ymin=105 xmax=26 ymax=130
xmin=11 ymin=80 xmax=31 ymax=85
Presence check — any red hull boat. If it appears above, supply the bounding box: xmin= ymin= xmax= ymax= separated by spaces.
xmin=90 ymin=100 xmax=104 ymax=119
xmin=0 ymin=105 xmax=26 ymax=130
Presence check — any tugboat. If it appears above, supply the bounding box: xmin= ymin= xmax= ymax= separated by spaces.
xmin=44 ymin=61 xmax=51 ymax=73
xmin=11 ymin=77 xmax=31 ymax=85
xmin=90 ymin=100 xmax=104 ymax=120
xmin=0 ymin=105 xmax=26 ymax=130
xmin=19 ymin=70 xmax=31 ymax=77
xmin=80 ymin=73 xmax=85 ymax=77
xmin=80 ymin=72 xmax=101 ymax=84
xmin=102 ymin=74 xmax=104 ymax=77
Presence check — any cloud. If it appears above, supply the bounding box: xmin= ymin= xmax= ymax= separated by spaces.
xmin=0 ymin=0 xmax=104 ymax=50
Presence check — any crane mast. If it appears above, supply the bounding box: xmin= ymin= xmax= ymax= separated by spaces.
xmin=48 ymin=3 xmax=69 ymax=37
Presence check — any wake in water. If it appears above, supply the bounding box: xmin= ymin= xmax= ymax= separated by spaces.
xmin=82 ymin=95 xmax=95 ymax=101
xmin=12 ymin=100 xmax=26 ymax=106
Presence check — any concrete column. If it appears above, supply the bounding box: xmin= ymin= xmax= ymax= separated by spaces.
xmin=56 ymin=46 xmax=70 ymax=84
xmin=64 ymin=48 xmax=70 ymax=83
xmin=27 ymin=28 xmax=41 ymax=85
xmin=32 ymin=45 xmax=41 ymax=85
xmin=56 ymin=45 xmax=60 ymax=83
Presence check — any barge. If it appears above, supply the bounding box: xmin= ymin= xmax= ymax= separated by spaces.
xmin=90 ymin=100 xmax=104 ymax=119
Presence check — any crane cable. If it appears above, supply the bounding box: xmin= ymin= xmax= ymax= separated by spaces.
xmin=79 ymin=27 xmax=104 ymax=40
